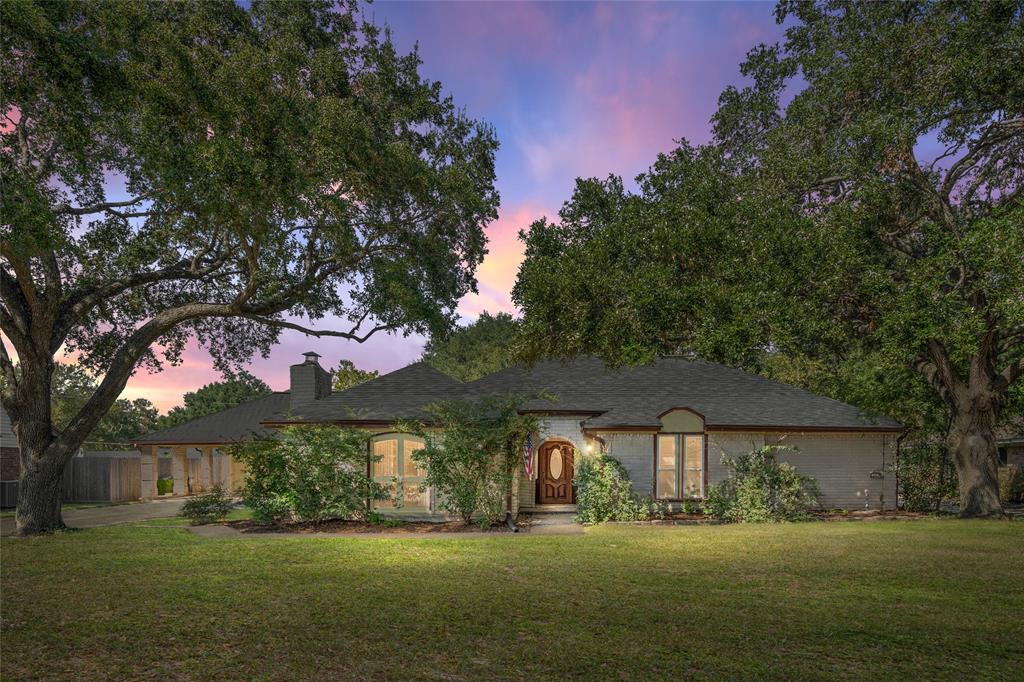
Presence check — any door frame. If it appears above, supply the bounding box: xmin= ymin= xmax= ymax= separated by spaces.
xmin=535 ymin=438 xmax=576 ymax=505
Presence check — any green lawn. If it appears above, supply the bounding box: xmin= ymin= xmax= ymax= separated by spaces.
xmin=2 ymin=520 xmax=1021 ymax=680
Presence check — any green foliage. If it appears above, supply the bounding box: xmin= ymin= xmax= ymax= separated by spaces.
xmin=704 ymin=446 xmax=821 ymax=523
xmin=513 ymin=2 xmax=1023 ymax=515
xmin=422 ymin=311 xmax=521 ymax=382
xmin=574 ymin=454 xmax=667 ymax=523
xmin=179 ymin=485 xmax=235 ymax=525
xmin=1 ymin=0 xmax=499 ymax=531
xmin=231 ymin=425 xmax=386 ymax=525
xmin=159 ymin=372 xmax=271 ymax=429
xmin=368 ymin=514 xmax=406 ymax=528
xmin=156 ymin=478 xmax=174 ymax=495
xmin=331 ymin=360 xmax=379 ymax=392
xmin=998 ymin=465 xmax=1024 ymax=504
xmin=896 ymin=441 xmax=958 ymax=512
xmin=405 ymin=395 xmax=539 ymax=527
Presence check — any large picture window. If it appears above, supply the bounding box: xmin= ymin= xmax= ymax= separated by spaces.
xmin=656 ymin=433 xmax=704 ymax=500
xmin=371 ymin=434 xmax=428 ymax=510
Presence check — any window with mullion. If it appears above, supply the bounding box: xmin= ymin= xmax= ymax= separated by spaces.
xmin=371 ymin=435 xmax=429 ymax=510
xmin=656 ymin=433 xmax=704 ymax=500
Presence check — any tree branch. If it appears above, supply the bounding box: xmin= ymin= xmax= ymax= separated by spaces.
xmin=57 ymin=195 xmax=152 ymax=216
xmin=914 ymin=339 xmax=962 ymax=411
xmin=941 ymin=117 xmax=1024 ymax=200
xmin=238 ymin=314 xmax=392 ymax=343
xmin=54 ymin=252 xmax=231 ymax=352
xmin=0 ymin=338 xmax=18 ymax=410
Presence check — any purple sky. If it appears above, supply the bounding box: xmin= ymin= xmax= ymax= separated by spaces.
xmin=121 ymin=1 xmax=788 ymax=410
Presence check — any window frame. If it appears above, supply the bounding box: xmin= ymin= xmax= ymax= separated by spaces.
xmin=369 ymin=434 xmax=430 ymax=511
xmin=655 ymin=432 xmax=705 ymax=501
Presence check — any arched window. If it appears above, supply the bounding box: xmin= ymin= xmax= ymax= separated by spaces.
xmin=656 ymin=409 xmax=705 ymax=500
xmin=370 ymin=434 xmax=428 ymax=511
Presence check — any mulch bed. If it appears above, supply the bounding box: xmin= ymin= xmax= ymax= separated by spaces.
xmin=610 ymin=509 xmax=941 ymax=526
xmin=227 ymin=516 xmax=528 ymax=534
xmin=814 ymin=509 xmax=936 ymax=521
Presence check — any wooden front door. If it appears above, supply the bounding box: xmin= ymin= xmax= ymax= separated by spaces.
xmin=537 ymin=441 xmax=574 ymax=504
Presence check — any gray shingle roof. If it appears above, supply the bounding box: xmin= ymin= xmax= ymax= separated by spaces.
xmin=132 ymin=392 xmax=291 ymax=444
xmin=464 ymin=357 xmax=900 ymax=431
xmin=281 ymin=362 xmax=464 ymax=423
xmin=135 ymin=356 xmax=901 ymax=444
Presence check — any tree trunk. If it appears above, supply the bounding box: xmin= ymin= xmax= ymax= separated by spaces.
xmin=948 ymin=401 xmax=1004 ymax=519
xmin=15 ymin=450 xmax=67 ymax=535
xmin=12 ymin=402 xmax=77 ymax=535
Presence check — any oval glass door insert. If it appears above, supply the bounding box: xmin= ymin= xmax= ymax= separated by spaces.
xmin=549 ymin=447 xmax=563 ymax=479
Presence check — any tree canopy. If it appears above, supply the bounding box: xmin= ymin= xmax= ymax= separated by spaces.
xmin=421 ymin=311 xmax=520 ymax=382
xmin=159 ymin=370 xmax=272 ymax=429
xmin=1 ymin=0 xmax=499 ymax=534
xmin=330 ymin=359 xmax=379 ymax=392
xmin=514 ymin=1 xmax=1023 ymax=516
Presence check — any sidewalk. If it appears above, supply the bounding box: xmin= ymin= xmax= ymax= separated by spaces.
xmin=0 ymin=497 xmax=188 ymax=537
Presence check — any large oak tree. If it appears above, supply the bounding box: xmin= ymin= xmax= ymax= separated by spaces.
xmin=421 ymin=311 xmax=520 ymax=381
xmin=1 ymin=0 xmax=499 ymax=534
xmin=514 ymin=1 xmax=1022 ymax=517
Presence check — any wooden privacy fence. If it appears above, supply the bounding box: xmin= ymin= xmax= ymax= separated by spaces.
xmin=1 ymin=454 xmax=142 ymax=507
xmin=62 ymin=455 xmax=141 ymax=503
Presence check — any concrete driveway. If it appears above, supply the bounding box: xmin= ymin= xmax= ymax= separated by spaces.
xmin=0 ymin=497 xmax=188 ymax=537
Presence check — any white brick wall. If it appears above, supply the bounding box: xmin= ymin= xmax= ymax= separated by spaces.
xmin=515 ymin=420 xmax=896 ymax=513
xmin=707 ymin=433 xmax=766 ymax=486
xmin=518 ymin=417 xmax=588 ymax=510
xmin=708 ymin=431 xmax=895 ymax=510
xmin=770 ymin=433 xmax=895 ymax=510
xmin=604 ymin=433 xmax=656 ymax=496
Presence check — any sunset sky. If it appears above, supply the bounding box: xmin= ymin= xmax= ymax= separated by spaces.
xmin=116 ymin=1 xmax=788 ymax=411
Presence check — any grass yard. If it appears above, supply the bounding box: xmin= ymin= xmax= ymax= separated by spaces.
xmin=2 ymin=520 xmax=1022 ymax=680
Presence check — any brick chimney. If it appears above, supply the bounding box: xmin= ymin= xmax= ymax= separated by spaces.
xmin=289 ymin=351 xmax=332 ymax=412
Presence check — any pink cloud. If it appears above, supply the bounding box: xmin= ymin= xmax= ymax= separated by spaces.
xmin=458 ymin=202 xmax=551 ymax=318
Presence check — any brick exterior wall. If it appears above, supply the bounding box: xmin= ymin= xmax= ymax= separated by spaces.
xmin=1 ymin=447 xmax=19 ymax=481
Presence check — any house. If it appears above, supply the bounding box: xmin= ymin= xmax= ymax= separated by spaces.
xmin=1 ymin=406 xmax=19 ymax=507
xmin=998 ymin=432 xmax=1024 ymax=467
xmin=134 ymin=352 xmax=903 ymax=515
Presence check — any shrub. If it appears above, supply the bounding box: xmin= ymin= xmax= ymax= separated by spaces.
xmin=230 ymin=425 xmax=387 ymax=525
xmin=179 ymin=485 xmax=234 ymax=525
xmin=896 ymin=440 xmax=957 ymax=511
xmin=156 ymin=478 xmax=174 ymax=495
xmin=704 ymin=446 xmax=820 ymax=522
xmin=575 ymin=454 xmax=667 ymax=523
xmin=998 ymin=465 xmax=1024 ymax=504
xmin=406 ymin=395 xmax=539 ymax=528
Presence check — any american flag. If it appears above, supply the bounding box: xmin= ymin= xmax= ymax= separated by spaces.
xmin=523 ymin=433 xmax=535 ymax=479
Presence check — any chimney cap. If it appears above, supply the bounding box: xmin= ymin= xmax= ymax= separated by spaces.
xmin=302 ymin=351 xmax=322 ymax=363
